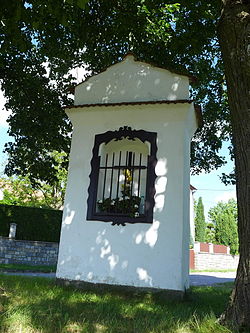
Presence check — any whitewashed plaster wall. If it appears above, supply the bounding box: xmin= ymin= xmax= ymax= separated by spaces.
xmin=74 ymin=54 xmax=189 ymax=105
xmin=56 ymin=103 xmax=197 ymax=291
xmin=190 ymin=190 xmax=196 ymax=244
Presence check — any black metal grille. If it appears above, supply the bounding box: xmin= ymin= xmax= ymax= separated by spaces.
xmin=96 ymin=151 xmax=147 ymax=218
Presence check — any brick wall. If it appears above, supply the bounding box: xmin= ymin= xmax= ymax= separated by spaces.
xmin=194 ymin=252 xmax=239 ymax=270
xmin=0 ymin=237 xmax=58 ymax=266
xmin=213 ymin=244 xmax=228 ymax=254
xmin=189 ymin=249 xmax=195 ymax=270
xmin=199 ymin=242 xmax=209 ymax=252
xmin=194 ymin=242 xmax=229 ymax=254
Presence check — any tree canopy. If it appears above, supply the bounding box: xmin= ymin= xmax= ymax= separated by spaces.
xmin=208 ymin=199 xmax=238 ymax=254
xmin=0 ymin=0 xmax=233 ymax=185
xmin=194 ymin=197 xmax=206 ymax=242
xmin=0 ymin=151 xmax=67 ymax=209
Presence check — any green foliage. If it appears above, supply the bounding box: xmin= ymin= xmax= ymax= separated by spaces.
xmin=205 ymin=222 xmax=216 ymax=243
xmin=98 ymin=196 xmax=141 ymax=217
xmin=208 ymin=199 xmax=238 ymax=255
xmin=0 ymin=176 xmax=54 ymax=208
xmin=0 ymin=263 xmax=56 ymax=273
xmin=0 ymin=275 xmax=235 ymax=333
xmin=0 ymin=0 xmax=234 ymax=185
xmin=195 ymin=197 xmax=206 ymax=242
xmin=0 ymin=204 xmax=62 ymax=242
xmin=0 ymin=151 xmax=67 ymax=209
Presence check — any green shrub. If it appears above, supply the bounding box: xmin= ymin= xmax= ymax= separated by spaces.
xmin=0 ymin=204 xmax=62 ymax=242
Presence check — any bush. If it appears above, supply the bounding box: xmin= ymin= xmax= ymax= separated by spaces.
xmin=0 ymin=204 xmax=62 ymax=242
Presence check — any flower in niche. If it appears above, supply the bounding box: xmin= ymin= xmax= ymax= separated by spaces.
xmin=97 ymin=168 xmax=143 ymax=217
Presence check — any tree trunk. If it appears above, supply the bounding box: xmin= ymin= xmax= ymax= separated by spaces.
xmin=217 ymin=0 xmax=250 ymax=329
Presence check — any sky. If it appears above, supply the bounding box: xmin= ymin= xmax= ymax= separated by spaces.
xmin=190 ymin=143 xmax=236 ymax=218
xmin=0 ymin=87 xmax=12 ymax=175
xmin=0 ymin=80 xmax=236 ymax=221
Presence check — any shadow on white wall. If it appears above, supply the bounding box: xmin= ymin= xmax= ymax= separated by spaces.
xmin=57 ymin=153 xmax=170 ymax=287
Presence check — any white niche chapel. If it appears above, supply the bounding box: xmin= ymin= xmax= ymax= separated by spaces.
xmin=56 ymin=54 xmax=201 ymax=294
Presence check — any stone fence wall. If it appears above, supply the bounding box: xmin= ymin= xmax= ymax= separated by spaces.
xmin=0 ymin=236 xmax=59 ymax=266
xmin=0 ymin=234 xmax=239 ymax=270
xmin=194 ymin=252 xmax=239 ymax=270
xmin=190 ymin=242 xmax=239 ymax=270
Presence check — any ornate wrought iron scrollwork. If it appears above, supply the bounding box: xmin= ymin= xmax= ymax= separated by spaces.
xmin=87 ymin=126 xmax=158 ymax=226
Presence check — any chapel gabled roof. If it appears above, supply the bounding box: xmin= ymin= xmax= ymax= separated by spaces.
xmin=70 ymin=53 xmax=196 ymax=92
xmin=65 ymin=53 xmax=203 ymax=129
xmin=64 ymin=100 xmax=203 ymax=129
xmin=122 ymin=52 xmax=197 ymax=82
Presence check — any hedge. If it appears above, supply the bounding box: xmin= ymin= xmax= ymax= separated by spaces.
xmin=0 ymin=204 xmax=62 ymax=242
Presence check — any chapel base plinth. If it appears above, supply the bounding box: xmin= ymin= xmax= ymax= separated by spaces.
xmin=56 ymin=277 xmax=185 ymax=300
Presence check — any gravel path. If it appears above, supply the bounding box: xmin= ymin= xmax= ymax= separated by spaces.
xmin=189 ymin=271 xmax=236 ymax=286
xmin=1 ymin=271 xmax=236 ymax=287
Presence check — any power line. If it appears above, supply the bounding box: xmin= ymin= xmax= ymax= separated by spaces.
xmin=196 ymin=188 xmax=235 ymax=191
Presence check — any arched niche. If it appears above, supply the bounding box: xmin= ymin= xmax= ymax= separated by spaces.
xmin=87 ymin=126 xmax=157 ymax=225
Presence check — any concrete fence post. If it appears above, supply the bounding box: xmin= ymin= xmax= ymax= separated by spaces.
xmin=194 ymin=242 xmax=200 ymax=253
xmin=9 ymin=223 xmax=17 ymax=239
xmin=208 ymin=243 xmax=213 ymax=253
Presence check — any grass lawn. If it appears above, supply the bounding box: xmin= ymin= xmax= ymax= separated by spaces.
xmin=0 ymin=275 xmax=238 ymax=333
xmin=0 ymin=264 xmax=237 ymax=275
xmin=0 ymin=264 xmax=56 ymax=273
